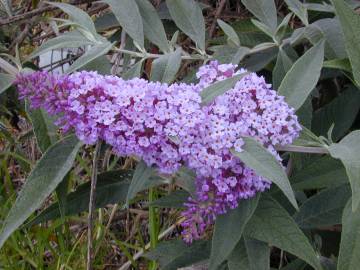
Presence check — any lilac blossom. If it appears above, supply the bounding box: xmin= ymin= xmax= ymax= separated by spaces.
xmin=15 ymin=61 xmax=301 ymax=243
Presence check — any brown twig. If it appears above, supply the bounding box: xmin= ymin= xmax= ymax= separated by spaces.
xmin=208 ymin=0 xmax=227 ymax=38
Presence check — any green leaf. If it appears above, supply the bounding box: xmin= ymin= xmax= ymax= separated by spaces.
xmin=227 ymin=237 xmax=270 ymax=270
xmin=323 ymin=58 xmax=352 ymax=72
xmin=278 ymin=40 xmax=324 ymax=110
xmin=122 ymin=60 xmax=144 ymax=79
xmin=244 ymin=237 xmax=270 ymax=270
xmin=293 ymin=185 xmax=351 ymax=228
xmin=166 ymin=0 xmax=205 ymax=51
xmin=0 ymin=73 xmax=15 ymax=94
xmin=272 ymin=49 xmax=293 ymax=90
xmin=103 ymin=0 xmax=144 ymax=48
xmin=149 ymin=190 xmax=188 ymax=208
xmin=217 ymin=19 xmax=240 ymax=46
xmin=211 ymin=45 xmax=249 ymax=65
xmin=245 ymin=195 xmax=322 ymax=270
xmin=231 ymin=137 xmax=298 ymax=210
xmin=80 ymin=55 xmax=112 ymax=75
xmin=0 ymin=135 xmax=82 ymax=249
xmin=284 ymin=0 xmax=308 ymax=25
xmin=332 ymin=0 xmax=360 ymax=86
xmin=150 ymin=48 xmax=182 ymax=83
xmin=25 ymin=170 xmax=131 ymax=227
xmin=241 ymin=0 xmax=278 ymax=34
xmin=227 ymin=240 xmax=250 ymax=270
xmin=291 ymin=156 xmax=348 ymax=190
xmin=47 ymin=2 xmax=97 ymax=35
xmin=174 ymin=167 xmax=197 ymax=196
xmin=25 ymin=101 xmax=57 ymax=153
xmin=312 ymin=86 xmax=360 ymax=141
xmin=209 ymin=195 xmax=260 ymax=269
xmin=126 ymin=160 xmax=165 ymax=204
xmin=29 ymin=31 xmax=93 ymax=59
xmin=329 ymin=130 xmax=360 ymax=211
xmin=337 ymin=199 xmax=360 ymax=270
xmin=134 ymin=0 xmax=169 ymax=52
xmin=144 ymin=239 xmax=210 ymax=270
xmin=312 ymin=18 xmax=347 ymax=60
xmin=66 ymin=42 xmax=113 ymax=73
xmin=200 ymin=73 xmax=248 ymax=105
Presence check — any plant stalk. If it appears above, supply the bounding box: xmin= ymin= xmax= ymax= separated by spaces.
xmin=86 ymin=141 xmax=101 ymax=270
xmin=148 ymin=187 xmax=158 ymax=270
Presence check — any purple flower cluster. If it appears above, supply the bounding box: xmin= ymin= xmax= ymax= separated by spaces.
xmin=16 ymin=61 xmax=301 ymax=243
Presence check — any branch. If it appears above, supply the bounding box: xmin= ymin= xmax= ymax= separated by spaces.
xmin=87 ymin=141 xmax=102 ymax=270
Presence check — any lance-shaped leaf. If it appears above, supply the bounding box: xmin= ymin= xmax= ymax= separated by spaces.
xmin=66 ymin=42 xmax=113 ymax=73
xmin=29 ymin=31 xmax=93 ymax=59
xmin=293 ymin=184 xmax=351 ymax=228
xmin=332 ymin=0 xmax=360 ymax=86
xmin=0 ymin=73 xmax=15 ymax=94
xmin=329 ymin=130 xmax=360 ymax=211
xmin=337 ymin=199 xmax=360 ymax=270
xmin=245 ymin=195 xmax=322 ymax=270
xmin=278 ymin=40 xmax=324 ymax=110
xmin=150 ymin=48 xmax=182 ymax=83
xmin=241 ymin=0 xmax=278 ymax=35
xmin=201 ymin=73 xmax=248 ymax=105
xmin=209 ymin=195 xmax=260 ymax=269
xmin=217 ymin=19 xmax=240 ymax=46
xmin=126 ymin=160 xmax=166 ymax=204
xmin=166 ymin=0 xmax=205 ymax=51
xmin=103 ymin=0 xmax=144 ymax=48
xmin=48 ymin=2 xmax=97 ymax=35
xmin=0 ymin=135 xmax=82 ymax=249
xmin=227 ymin=237 xmax=270 ymax=270
xmin=25 ymin=170 xmax=132 ymax=227
xmin=134 ymin=0 xmax=169 ymax=52
xmin=312 ymin=86 xmax=360 ymax=141
xmin=284 ymin=0 xmax=308 ymax=26
xmin=144 ymin=240 xmax=210 ymax=270
xmin=231 ymin=137 xmax=298 ymax=209
xmin=25 ymin=101 xmax=57 ymax=153
xmin=272 ymin=49 xmax=293 ymax=90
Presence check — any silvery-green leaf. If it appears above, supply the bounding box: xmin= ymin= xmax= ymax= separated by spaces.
xmin=231 ymin=137 xmax=298 ymax=209
xmin=251 ymin=19 xmax=274 ymax=38
xmin=245 ymin=195 xmax=322 ymax=270
xmin=312 ymin=86 xmax=360 ymax=141
xmin=103 ymin=0 xmax=144 ymax=48
xmin=48 ymin=2 xmax=97 ymax=35
xmin=323 ymin=58 xmax=351 ymax=73
xmin=329 ymin=130 xmax=360 ymax=210
xmin=332 ymin=0 xmax=360 ymax=86
xmin=217 ymin=19 xmax=240 ymax=46
xmin=25 ymin=101 xmax=58 ymax=153
xmin=122 ymin=60 xmax=144 ymax=79
xmin=337 ymin=199 xmax=360 ymax=270
xmin=201 ymin=73 xmax=248 ymax=105
xmin=166 ymin=0 xmax=205 ymax=51
xmin=0 ymin=135 xmax=82 ymax=249
xmin=272 ymin=49 xmax=293 ymax=90
xmin=241 ymin=0 xmax=277 ymax=35
xmin=293 ymin=184 xmax=351 ymax=229
xmin=284 ymin=0 xmax=308 ymax=25
xmin=134 ymin=0 xmax=169 ymax=52
xmin=29 ymin=31 xmax=93 ymax=60
xmin=66 ymin=42 xmax=113 ymax=73
xmin=278 ymin=40 xmax=324 ymax=110
xmin=0 ymin=73 xmax=15 ymax=94
xmin=209 ymin=195 xmax=260 ymax=269
xmin=150 ymin=48 xmax=182 ymax=83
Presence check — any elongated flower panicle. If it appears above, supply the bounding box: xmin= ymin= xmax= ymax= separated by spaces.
xmin=15 ymin=61 xmax=301 ymax=243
